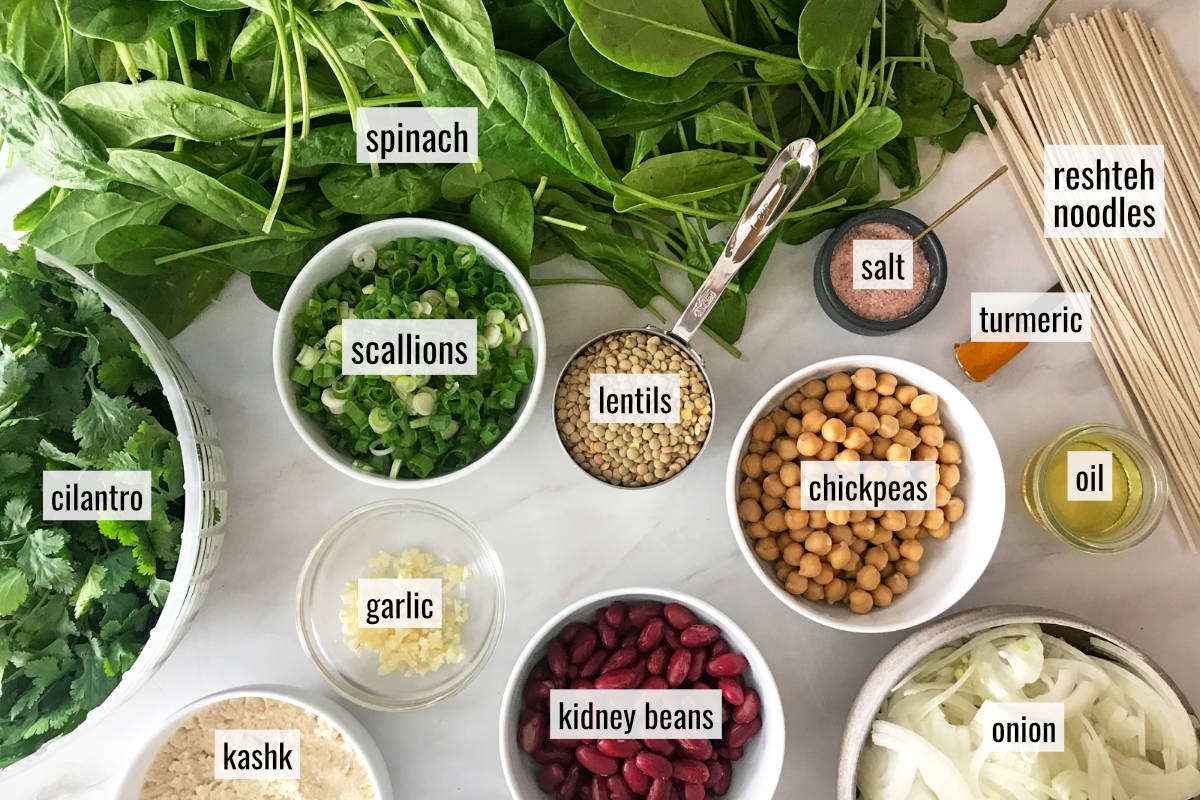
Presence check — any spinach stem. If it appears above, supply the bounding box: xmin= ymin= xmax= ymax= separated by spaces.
xmin=263 ymin=2 xmax=294 ymax=234
xmin=54 ymin=0 xmax=71 ymax=92
xmin=195 ymin=17 xmax=208 ymax=62
xmin=532 ymin=176 xmax=548 ymax=204
xmin=795 ymin=79 xmax=827 ymax=131
xmin=113 ymin=42 xmax=140 ymax=84
xmin=153 ymin=235 xmax=274 ymax=266
xmin=400 ymin=16 xmax=429 ymax=50
xmin=351 ymin=0 xmax=428 ymax=94
xmin=780 ymin=195 xmax=849 ymax=220
xmin=536 ymin=215 xmax=587 ymax=232
xmin=908 ymin=0 xmax=956 ymax=40
xmin=649 ymin=251 xmax=741 ymax=292
xmin=816 ymin=84 xmax=876 ymax=149
xmin=287 ymin=0 xmax=311 ymax=137
xmin=363 ymin=0 xmax=420 ymax=18
xmin=614 ymin=186 xmax=739 ymax=222
xmin=297 ymin=9 xmax=363 ymax=130
xmin=169 ymin=27 xmax=192 ymax=152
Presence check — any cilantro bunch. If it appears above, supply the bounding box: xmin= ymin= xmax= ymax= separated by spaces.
xmin=0 ymin=246 xmax=185 ymax=767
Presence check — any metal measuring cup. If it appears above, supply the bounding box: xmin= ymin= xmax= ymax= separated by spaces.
xmin=553 ymin=138 xmax=821 ymax=488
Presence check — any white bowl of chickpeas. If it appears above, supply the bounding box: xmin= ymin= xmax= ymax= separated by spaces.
xmin=726 ymin=356 xmax=1004 ymax=633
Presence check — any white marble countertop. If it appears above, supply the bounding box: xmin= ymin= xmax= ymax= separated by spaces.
xmin=3 ymin=1 xmax=1199 ymax=797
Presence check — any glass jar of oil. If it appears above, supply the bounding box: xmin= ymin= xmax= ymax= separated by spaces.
xmin=1023 ymin=424 xmax=1169 ymax=552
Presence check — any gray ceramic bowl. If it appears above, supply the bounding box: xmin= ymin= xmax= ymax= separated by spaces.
xmin=837 ymin=605 xmax=1200 ymax=800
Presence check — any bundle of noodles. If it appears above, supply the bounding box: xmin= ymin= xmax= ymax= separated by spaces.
xmin=980 ymin=9 xmax=1200 ymax=549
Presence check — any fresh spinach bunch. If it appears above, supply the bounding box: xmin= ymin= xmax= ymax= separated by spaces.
xmin=0 ymin=245 xmax=185 ymax=766
xmin=0 ymin=0 xmax=1050 ymax=352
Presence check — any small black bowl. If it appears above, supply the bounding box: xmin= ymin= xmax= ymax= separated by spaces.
xmin=813 ymin=208 xmax=947 ymax=336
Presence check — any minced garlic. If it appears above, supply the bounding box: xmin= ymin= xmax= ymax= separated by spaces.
xmin=340 ymin=549 xmax=469 ymax=676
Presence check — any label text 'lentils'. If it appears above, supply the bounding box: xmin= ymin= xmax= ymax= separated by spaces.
xmin=589 ymin=373 xmax=681 ymax=424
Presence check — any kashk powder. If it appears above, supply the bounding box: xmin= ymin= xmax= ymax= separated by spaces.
xmin=829 ymin=222 xmax=930 ymax=321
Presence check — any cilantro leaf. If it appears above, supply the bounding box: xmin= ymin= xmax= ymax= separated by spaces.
xmin=17 ymin=529 xmax=77 ymax=593
xmin=70 ymin=641 xmax=117 ymax=710
xmin=73 ymin=563 xmax=107 ymax=618
xmin=97 ymin=520 xmax=156 ymax=576
xmin=0 ymin=567 xmax=28 ymax=615
xmin=0 ymin=345 xmax=31 ymax=419
xmin=24 ymin=656 xmax=63 ymax=689
xmin=72 ymin=383 xmax=147 ymax=456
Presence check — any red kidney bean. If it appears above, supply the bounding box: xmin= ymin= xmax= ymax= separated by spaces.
xmin=604 ymin=601 xmax=628 ymax=628
xmin=525 ymin=678 xmax=554 ymax=708
xmin=705 ymin=654 xmax=748 ymax=678
xmin=646 ymin=645 xmax=670 ymax=675
xmin=637 ymin=618 xmax=665 ymax=652
xmin=601 ymin=647 xmax=636 ymax=674
xmin=709 ymin=639 xmax=730 ymax=658
xmin=561 ymin=621 xmax=588 ymax=642
xmin=733 ymin=689 xmax=759 ymax=725
xmin=570 ymin=628 xmax=598 ymax=664
xmin=519 ymin=709 xmax=548 ymax=753
xmin=532 ymin=660 xmax=551 ymax=680
xmin=629 ymin=602 xmax=664 ymax=627
xmin=607 ymin=774 xmax=634 ymax=800
xmin=717 ymin=678 xmax=744 ymax=706
xmin=548 ymin=639 xmax=569 ymax=677
xmin=646 ymin=777 xmax=673 ymax=800
xmin=558 ymin=764 xmax=582 ymax=800
xmin=552 ymin=675 xmax=568 ymax=690
xmin=663 ymin=603 xmax=698 ymax=630
xmin=598 ymin=618 xmax=619 ymax=650
xmin=676 ymin=738 xmax=713 ymax=761
xmin=630 ymin=659 xmax=648 ymax=688
xmin=532 ymin=744 xmax=573 ymax=765
xmin=687 ymin=648 xmax=706 ymax=683
xmin=642 ymin=738 xmax=674 ymax=757
xmin=689 ymin=680 xmax=714 ymax=691
xmin=640 ymin=676 xmax=668 ymax=690
xmin=716 ymin=745 xmax=743 ymax=761
xmin=712 ymin=759 xmax=732 ymax=796
xmin=569 ymin=678 xmax=593 ymax=690
xmin=636 ymin=750 xmax=674 ymax=779
xmin=662 ymin=626 xmax=681 ymax=650
xmin=681 ymin=781 xmax=705 ymax=800
xmin=622 ymin=760 xmax=652 ymax=794
xmin=665 ymin=649 xmax=691 ymax=687
xmin=597 ymin=739 xmax=642 ymax=758
xmin=591 ymin=774 xmax=611 ymax=800
xmin=672 ymin=759 xmax=709 ymax=784
xmin=679 ymin=625 xmax=719 ymax=647
xmin=581 ymin=650 xmax=607 ymax=679
xmin=703 ymin=760 xmax=721 ymax=790
xmin=538 ymin=763 xmax=566 ymax=792
xmin=553 ymin=738 xmax=587 ymax=748
xmin=577 ymin=745 xmax=619 ymax=776
xmin=721 ymin=705 xmax=730 ymax=724
xmin=594 ymin=668 xmax=639 ymax=690
xmin=726 ymin=717 xmax=761 ymax=749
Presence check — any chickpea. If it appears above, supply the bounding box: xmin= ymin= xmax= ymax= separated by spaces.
xmin=825 ymin=577 xmax=849 ymax=603
xmin=895 ymin=385 xmax=918 ymax=405
xmin=800 ymin=379 xmax=826 ymax=398
xmin=782 ymin=542 xmax=806 ymax=566
xmin=834 ymin=449 xmax=860 ymax=462
xmin=797 ymin=552 xmax=822 ymax=578
xmin=897 ymin=409 xmax=918 ymax=429
xmin=754 ymin=537 xmax=779 ymax=560
xmin=762 ymin=452 xmax=783 ymax=473
xmin=739 ymin=478 xmax=762 ymax=500
xmin=876 ymin=396 xmax=903 ymax=417
xmin=804 ymin=531 xmax=832 ymax=556
xmin=869 ymin=527 xmax=894 ymax=545
xmin=775 ymin=561 xmax=792 ymax=582
xmin=826 ymin=372 xmax=852 ymax=392
xmin=915 ymin=444 xmax=940 ymax=462
xmin=851 ymin=367 xmax=877 ymax=391
xmin=773 ymin=436 xmax=799 ymax=460
xmin=886 ymin=443 xmax=911 ymax=462
xmin=946 ymin=496 xmax=965 ymax=522
xmin=940 ymin=463 xmax=961 ymax=489
xmin=884 ymin=572 xmax=908 ymax=595
xmin=856 ymin=565 xmax=881 ymax=591
xmin=929 ymin=521 xmax=952 ymax=540
xmin=879 ymin=562 xmax=895 ymax=579
xmin=854 ymin=390 xmax=879 ymax=412
xmin=935 ymin=484 xmax=951 ymax=507
xmin=904 ymin=509 xmax=924 ymax=527
xmin=752 ymin=419 xmax=776 ymax=442
xmin=853 ymin=411 xmax=880 ymax=435
xmin=838 ymin=407 xmax=857 ymax=425
xmin=896 ymin=525 xmax=921 ymax=540
xmin=844 ymin=549 xmax=863 ymax=570
xmin=761 ymin=495 xmax=783 ymax=513
xmin=738 ymin=499 xmax=762 ymax=522
xmin=883 ymin=540 xmax=901 ymax=561
xmin=817 ymin=441 xmax=838 ymax=460
xmin=875 ymin=373 xmax=898 ymax=396
xmin=871 ymin=437 xmax=891 ymax=459
xmin=784 ymin=571 xmax=809 ymax=595
xmin=848 ymin=589 xmax=874 ymax=614
xmin=769 ymin=407 xmax=790 ymax=430
xmin=829 ymin=542 xmax=852 ymax=570
xmin=779 ymin=462 xmax=802 ymax=487
xmin=851 ymin=519 xmax=875 ymax=539
xmin=826 ymin=509 xmax=851 ymax=526
xmin=783 ymin=508 xmax=809 ymax=530
xmin=746 ymin=521 xmax=770 ymax=539
xmin=775 ymin=533 xmax=791 ymax=551
xmin=919 ymin=425 xmax=945 ymax=447
xmin=892 ymin=429 xmax=919 ymax=449
xmin=828 ymin=524 xmax=853 ymax=544
xmin=808 ymin=510 xmax=828 ymax=529
xmin=848 ymin=510 xmax=867 ymax=522
xmin=896 ymin=558 xmax=920 ymax=578
xmin=880 ymin=510 xmax=906 ymax=531
xmin=822 ymin=390 xmax=849 ymax=413
xmin=784 ymin=416 xmax=803 ymax=438
xmin=910 ymin=393 xmax=938 ymax=417
xmin=802 ymin=581 xmax=825 ymax=602
xmin=801 ymin=409 xmax=827 ymax=432
xmin=797 ymin=432 xmax=823 ymax=456
xmin=742 ymin=453 xmax=763 ymax=477
xmin=814 ymin=564 xmax=835 ymax=585
xmin=764 ymin=509 xmax=787 ymax=532
xmin=843 ymin=427 xmax=870 ymax=451
xmin=872 ymin=584 xmax=894 ymax=608
xmin=762 ymin=474 xmax=785 ymax=498
xmin=940 ymin=440 xmax=963 ymax=464
xmin=783 ymin=393 xmax=806 ymax=414
xmin=863 ymin=546 xmax=888 ymax=570
xmin=800 ymin=397 xmax=823 ymax=413
xmin=923 ymin=508 xmax=945 ymax=530
xmin=877 ymin=415 xmax=900 ymax=438
xmin=899 ymin=539 xmax=924 ymax=561
xmin=748 ymin=439 xmax=770 ymax=455
xmin=784 ymin=486 xmax=806 ymax=509
xmin=918 ymin=412 xmax=941 ymax=426
xmin=821 ymin=418 xmax=848 ymax=443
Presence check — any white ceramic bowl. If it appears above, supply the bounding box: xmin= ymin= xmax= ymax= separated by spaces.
xmin=726 ymin=356 xmax=1004 ymax=633
xmin=498 ymin=587 xmax=785 ymax=800
xmin=272 ymin=218 xmax=547 ymax=489
xmin=115 ymin=684 xmax=391 ymax=800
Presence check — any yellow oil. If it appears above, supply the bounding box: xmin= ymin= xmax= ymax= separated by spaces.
xmin=1042 ymin=436 xmax=1143 ymax=541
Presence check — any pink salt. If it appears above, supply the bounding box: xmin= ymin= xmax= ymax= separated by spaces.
xmin=829 ymin=222 xmax=930 ymax=321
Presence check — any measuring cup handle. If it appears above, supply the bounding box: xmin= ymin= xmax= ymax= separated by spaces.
xmin=669 ymin=138 xmax=819 ymax=345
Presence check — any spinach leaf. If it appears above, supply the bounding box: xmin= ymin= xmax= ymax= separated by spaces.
xmin=490 ymin=2 xmax=563 ymax=60
xmin=924 ymin=37 xmax=962 ymax=85
xmin=12 ymin=189 xmax=56 ymax=233
xmin=935 ymin=101 xmax=992 ymax=153
xmin=95 ymin=226 xmax=213 ymax=276
xmin=469 ymin=179 xmax=534 ymax=274
xmin=946 ymin=0 xmax=1006 ymax=23
xmin=972 ymin=0 xmax=1057 ymax=65
xmin=364 ymin=39 xmax=417 ymax=94
xmin=25 ymin=186 xmax=175 ymax=265
xmin=533 ymin=0 xmax=573 ymax=32
xmin=821 ymin=107 xmax=902 ymax=162
xmin=0 ymin=56 xmax=112 ymax=190
xmin=250 ymin=271 xmax=292 ymax=309
xmin=693 ymin=101 xmax=778 ymax=149
xmin=616 ymin=150 xmax=758 ymax=212
xmin=878 ymin=137 xmax=920 ymax=189
xmin=567 ymin=24 xmax=740 ymax=105
xmin=441 ymin=159 xmax=519 ymax=202
xmin=94 ymin=261 xmax=230 ymax=338
xmin=230 ymin=12 xmax=274 ymax=63
xmin=415 ymin=0 xmax=500 ymax=107
xmin=563 ymin=0 xmax=734 ymax=77
xmin=61 ymin=82 xmax=280 ymax=148
xmin=631 ymin=124 xmax=672 ymax=167
xmin=66 ymin=0 xmax=193 ymax=44
xmin=318 ymin=164 xmax=444 ymax=215
xmin=6 ymin=0 xmax=64 ymax=87
xmin=286 ymin=123 xmax=358 ymax=168
xmin=890 ymin=64 xmax=971 ymax=136
xmin=797 ymin=0 xmax=876 ymax=69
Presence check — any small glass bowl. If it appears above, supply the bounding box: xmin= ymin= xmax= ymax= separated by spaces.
xmin=296 ymin=499 xmax=505 ymax=711
xmin=1022 ymin=423 xmax=1170 ymax=553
